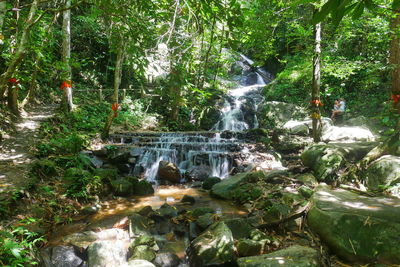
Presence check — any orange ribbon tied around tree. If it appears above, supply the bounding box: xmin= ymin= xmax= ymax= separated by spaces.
xmin=310 ymin=99 xmax=323 ymax=106
xmin=60 ymin=81 xmax=72 ymax=90
xmin=112 ymin=103 xmax=119 ymax=117
xmin=391 ymin=94 xmax=400 ymax=105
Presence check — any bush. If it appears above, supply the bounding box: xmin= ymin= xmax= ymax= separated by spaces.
xmin=30 ymin=160 xmax=57 ymax=179
xmin=62 ymin=168 xmax=101 ymax=198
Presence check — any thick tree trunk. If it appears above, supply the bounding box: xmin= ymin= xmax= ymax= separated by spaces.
xmin=61 ymin=0 xmax=73 ymax=112
xmin=0 ymin=1 xmax=6 ymax=44
xmin=311 ymin=21 xmax=322 ymax=142
xmin=389 ymin=9 xmax=400 ymax=128
xmin=7 ymin=83 xmax=18 ymax=115
xmin=102 ymin=40 xmax=125 ymax=139
xmin=0 ymin=0 xmax=38 ymax=116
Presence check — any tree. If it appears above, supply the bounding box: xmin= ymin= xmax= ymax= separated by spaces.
xmin=61 ymin=0 xmax=74 ymax=112
xmin=311 ymin=14 xmax=322 ymax=142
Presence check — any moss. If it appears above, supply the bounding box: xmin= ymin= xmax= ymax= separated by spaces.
xmin=30 ymin=159 xmax=57 ymax=179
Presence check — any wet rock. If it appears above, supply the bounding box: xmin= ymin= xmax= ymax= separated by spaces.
xmin=133 ymin=179 xmax=154 ymax=196
xmin=322 ymin=126 xmax=375 ymax=142
xmin=283 ymin=120 xmax=310 ymax=136
xmin=202 ymin=177 xmax=221 ymax=190
xmin=295 ymin=173 xmax=318 ymax=187
xmin=108 ymin=148 xmax=131 ymax=164
xmin=211 ymin=171 xmax=265 ymax=200
xmin=41 ymin=246 xmax=86 ymax=267
xmin=192 ymin=207 xmax=214 ymax=218
xmin=111 ymin=179 xmax=134 ymax=197
xmin=129 ymin=213 xmax=151 ymax=237
xmin=117 ymin=163 xmax=131 ymax=173
xmin=81 ymin=205 xmax=101 ymax=215
xmin=154 ymin=252 xmax=181 ymax=267
xmin=129 ymin=245 xmax=156 ymax=262
xmin=187 ymin=221 xmax=235 ymax=267
xmin=237 ymin=245 xmax=321 ymax=267
xmin=181 ymin=195 xmax=196 ymax=205
xmin=236 ymin=239 xmax=263 ymax=257
xmin=301 ymin=144 xmax=346 ymax=183
xmin=308 ymin=185 xmax=400 ymax=264
xmin=364 ymin=155 xmax=400 ymax=192
xmin=249 ymin=229 xmax=269 ymax=241
xmin=63 ymin=229 xmax=130 ymax=250
xmin=196 ymin=213 xmax=214 ymax=230
xmin=128 ymin=260 xmax=156 ymax=267
xmin=138 ymin=206 xmax=154 ymax=217
xmin=93 ymin=148 xmax=108 ymax=157
xmin=88 ymin=240 xmax=128 ymax=267
xmin=157 ymin=161 xmax=181 ymax=183
xmin=187 ymin=165 xmax=211 ymax=181
xmin=224 ymin=218 xmax=253 ymax=239
xmin=93 ymin=168 xmax=118 ymax=182
xmin=158 ymin=203 xmax=178 ymax=218
xmin=191 ymin=181 xmax=203 ymax=188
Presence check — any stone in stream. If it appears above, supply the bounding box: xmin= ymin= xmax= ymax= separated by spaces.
xmin=157 ymin=203 xmax=178 ymax=218
xmin=237 ymin=245 xmax=321 ymax=267
xmin=127 ymin=260 xmax=156 ymax=267
xmin=202 ymin=177 xmax=221 ymax=190
xmin=157 ymin=161 xmax=181 ymax=183
xmin=41 ymin=245 xmax=86 ymax=267
xmin=236 ymin=239 xmax=263 ymax=257
xmin=129 ymin=245 xmax=157 ymax=262
xmin=187 ymin=221 xmax=235 ymax=267
xmin=87 ymin=240 xmax=128 ymax=267
xmin=154 ymin=252 xmax=181 ymax=267
xmin=187 ymin=165 xmax=211 ymax=181
xmin=363 ymin=155 xmax=400 ymax=193
xmin=211 ymin=171 xmax=265 ymax=200
xmin=129 ymin=213 xmax=151 ymax=237
xmin=308 ymin=185 xmax=400 ymax=264
xmin=62 ymin=229 xmax=129 ymax=249
xmin=191 ymin=207 xmax=214 ymax=218
xmin=180 ymin=194 xmax=196 ymax=205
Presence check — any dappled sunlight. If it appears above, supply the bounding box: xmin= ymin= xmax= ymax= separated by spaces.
xmin=322 ymin=126 xmax=375 ymax=143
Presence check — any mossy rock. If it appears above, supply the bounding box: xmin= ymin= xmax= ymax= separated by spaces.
xmin=202 ymin=177 xmax=221 ymax=190
xmin=236 ymin=239 xmax=263 ymax=257
xmin=132 ymin=179 xmax=154 ymax=196
xmin=129 ymin=245 xmax=156 ymax=262
xmin=131 ymin=235 xmax=156 ymax=248
xmin=224 ymin=218 xmax=253 ymax=239
xmin=111 ymin=179 xmax=133 ymax=197
xmin=192 ymin=207 xmax=214 ymax=218
xmin=31 ymin=159 xmax=57 ymax=178
xmin=93 ymin=168 xmax=118 ymax=182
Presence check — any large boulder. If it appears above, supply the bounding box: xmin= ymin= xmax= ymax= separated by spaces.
xmin=282 ymin=120 xmax=310 ymax=136
xmin=187 ymin=165 xmax=211 ymax=181
xmin=308 ymin=185 xmax=400 ymax=264
xmin=157 ymin=161 xmax=181 ymax=183
xmin=211 ymin=171 xmax=265 ymax=200
xmin=237 ymin=245 xmax=321 ymax=267
xmin=41 ymin=246 xmax=86 ymax=267
xmin=88 ymin=240 xmax=128 ymax=267
xmin=322 ymin=126 xmax=375 ymax=142
xmin=364 ymin=155 xmax=400 ymax=192
xmin=258 ymin=101 xmax=308 ymax=128
xmin=187 ymin=221 xmax=235 ymax=267
xmin=62 ymin=229 xmax=129 ymax=249
xmin=301 ymin=144 xmax=346 ymax=183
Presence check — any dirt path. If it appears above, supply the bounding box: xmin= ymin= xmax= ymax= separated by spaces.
xmin=0 ymin=105 xmax=56 ymax=192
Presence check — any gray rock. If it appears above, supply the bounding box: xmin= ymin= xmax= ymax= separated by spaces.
xmin=236 ymin=239 xmax=263 ymax=257
xmin=237 ymin=245 xmax=321 ymax=267
xmin=258 ymin=101 xmax=308 ymax=128
xmin=127 ymin=260 xmax=156 ymax=267
xmin=283 ymin=120 xmax=310 ymax=136
xmin=158 ymin=203 xmax=178 ymax=218
xmin=322 ymin=126 xmax=375 ymax=142
xmin=129 ymin=213 xmax=151 ymax=237
xmin=308 ymin=185 xmax=400 ymax=263
xmin=88 ymin=155 xmax=104 ymax=169
xmin=187 ymin=221 xmax=235 ymax=267
xmin=88 ymin=240 xmax=128 ymax=267
xmin=187 ymin=165 xmax=211 ymax=181
xmin=364 ymin=155 xmax=400 ymax=191
xmin=154 ymin=253 xmax=181 ymax=267
xmin=41 ymin=246 xmax=86 ymax=267
xmin=157 ymin=161 xmax=181 ymax=183
xmin=63 ymin=229 xmax=130 ymax=249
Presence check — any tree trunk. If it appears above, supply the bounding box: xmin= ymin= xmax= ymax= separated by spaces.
xmin=61 ymin=0 xmax=73 ymax=112
xmin=7 ymin=83 xmax=19 ymax=115
xmin=389 ymin=8 xmax=400 ymax=128
xmin=0 ymin=0 xmax=6 ymax=44
xmin=102 ymin=39 xmax=125 ymax=139
xmin=0 ymin=0 xmax=38 ymax=101
xmin=311 ymin=20 xmax=322 ymax=142
xmin=21 ymin=62 xmax=38 ymax=108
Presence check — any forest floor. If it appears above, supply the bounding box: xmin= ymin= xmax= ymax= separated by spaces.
xmin=0 ymin=105 xmax=56 ymax=193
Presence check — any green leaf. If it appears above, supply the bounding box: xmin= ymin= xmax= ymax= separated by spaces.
xmin=311 ymin=0 xmax=340 ymax=24
xmin=393 ymin=0 xmax=400 ymax=10
xmin=352 ymin=2 xmax=365 ymax=20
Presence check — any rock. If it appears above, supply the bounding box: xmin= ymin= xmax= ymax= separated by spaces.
xmin=191 ymin=207 xmax=214 ymax=218
xmin=108 ymin=148 xmax=131 ymax=164
xmin=41 ymin=246 xmax=86 ymax=267
xmin=63 ymin=229 xmax=130 ymax=249
xmin=138 ymin=206 xmax=154 ymax=217
xmin=326 ymin=142 xmax=377 ymax=162
xmin=154 ymin=253 xmax=181 ymax=267
xmin=236 ymin=239 xmax=263 ymax=257
xmin=129 ymin=245 xmax=156 ymax=262
xmin=258 ymin=101 xmax=308 ymax=128
xmin=283 ymin=120 xmax=310 ymax=136
xmin=211 ymin=171 xmax=265 ymax=200
xmin=322 ymin=126 xmax=375 ymax=142
xmin=187 ymin=222 xmax=235 ymax=267
xmin=237 ymin=245 xmax=321 ymax=267
xmin=202 ymin=177 xmax=221 ymax=190
xmin=131 ymin=235 xmax=157 ymax=248
xmin=157 ymin=161 xmax=181 ymax=183
xmin=301 ymin=144 xmax=346 ymax=183
xmin=88 ymin=155 xmax=104 ymax=169
xmin=249 ymin=229 xmax=269 ymax=241
xmin=111 ymin=179 xmax=134 ymax=197
xmin=295 ymin=173 xmax=318 ymax=187
xmin=196 ymin=213 xmax=214 ymax=230
xmin=93 ymin=168 xmax=118 ymax=182
xmin=81 ymin=205 xmax=100 ymax=215
xmin=299 ymin=185 xmax=314 ymax=199
xmin=345 ymin=116 xmax=368 ymax=127
xmin=129 ymin=213 xmax=151 ymax=237
xmin=187 ymin=165 xmax=211 ymax=181
xmin=88 ymin=240 xmax=128 ymax=267
xmin=224 ymin=218 xmax=253 ymax=239
xmin=308 ymin=185 xmax=400 ymax=264
xmin=181 ymin=195 xmax=196 ymax=205
xmin=117 ymin=163 xmax=131 ymax=173
xmin=364 ymin=155 xmax=400 ymax=191
xmin=127 ymin=260 xmax=156 ymax=267
xmin=133 ymin=179 xmax=154 ymax=196
xmin=158 ymin=203 xmax=178 ymax=218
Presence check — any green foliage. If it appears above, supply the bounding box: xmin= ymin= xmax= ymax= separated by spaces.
xmin=62 ymin=168 xmax=102 ymax=199
xmin=0 ymin=219 xmax=45 ymax=266
xmin=30 ymin=159 xmax=58 ymax=179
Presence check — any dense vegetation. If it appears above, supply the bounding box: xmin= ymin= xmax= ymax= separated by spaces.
xmin=1 ymin=0 xmax=400 ymax=265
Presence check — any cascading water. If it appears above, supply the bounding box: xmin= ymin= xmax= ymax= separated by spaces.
xmin=109 ymin=54 xmax=280 ymax=182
